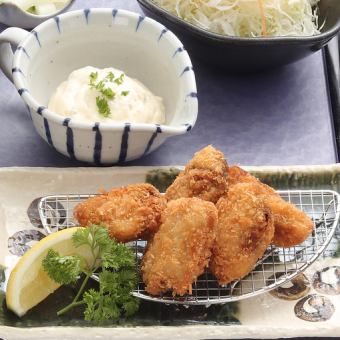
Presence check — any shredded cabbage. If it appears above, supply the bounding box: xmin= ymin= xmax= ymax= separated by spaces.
xmin=153 ymin=0 xmax=321 ymax=37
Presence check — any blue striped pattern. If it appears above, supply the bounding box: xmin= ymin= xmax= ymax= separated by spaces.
xmin=17 ymin=46 xmax=30 ymax=58
xmin=13 ymin=9 xmax=197 ymax=164
xmin=136 ymin=16 xmax=145 ymax=32
xmin=158 ymin=28 xmax=168 ymax=41
xmin=31 ymin=30 xmax=41 ymax=47
xmin=12 ymin=67 xmax=24 ymax=76
xmin=187 ymin=92 xmax=198 ymax=98
xmin=84 ymin=9 xmax=90 ymax=24
xmin=180 ymin=66 xmax=193 ymax=77
xmin=173 ymin=46 xmax=185 ymax=57
xmin=18 ymin=88 xmax=28 ymax=96
xmin=118 ymin=123 xmax=131 ymax=163
xmin=63 ymin=118 xmax=76 ymax=160
xmin=55 ymin=16 xmax=61 ymax=33
xmin=112 ymin=9 xmax=118 ymax=19
xmin=92 ymin=123 xmax=102 ymax=165
xmin=44 ymin=118 xmax=53 ymax=146
xmin=37 ymin=106 xmax=45 ymax=115
xmin=184 ymin=124 xmax=192 ymax=131
xmin=144 ymin=124 xmax=162 ymax=156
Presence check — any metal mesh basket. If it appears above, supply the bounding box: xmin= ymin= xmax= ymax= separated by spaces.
xmin=38 ymin=189 xmax=340 ymax=305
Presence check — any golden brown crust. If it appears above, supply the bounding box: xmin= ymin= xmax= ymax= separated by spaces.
xmin=165 ymin=145 xmax=228 ymax=203
xmin=228 ymin=165 xmax=257 ymax=187
xmin=228 ymin=166 xmax=313 ymax=247
xmin=210 ymin=183 xmax=274 ymax=285
xmin=141 ymin=197 xmax=218 ymax=296
xmin=73 ymin=183 xmax=166 ymax=243
xmin=74 ymin=194 xmax=108 ymax=226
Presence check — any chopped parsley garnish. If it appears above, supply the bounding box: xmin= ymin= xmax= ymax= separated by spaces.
xmin=114 ymin=73 xmax=125 ymax=85
xmin=101 ymin=87 xmax=115 ymax=100
xmin=89 ymin=71 xmax=98 ymax=85
xmin=0 ymin=265 xmax=5 ymax=284
xmin=106 ymin=72 xmax=115 ymax=82
xmin=94 ymin=80 xmax=105 ymax=92
xmin=89 ymin=71 xmax=129 ymax=118
xmin=42 ymin=225 xmax=139 ymax=324
xmin=96 ymin=97 xmax=111 ymax=118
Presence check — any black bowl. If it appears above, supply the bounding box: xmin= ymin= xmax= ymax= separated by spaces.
xmin=137 ymin=0 xmax=340 ymax=71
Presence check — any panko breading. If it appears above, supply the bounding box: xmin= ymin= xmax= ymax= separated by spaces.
xmin=142 ymin=197 xmax=218 ymax=296
xmin=228 ymin=166 xmax=313 ymax=247
xmin=73 ymin=183 xmax=165 ymax=243
xmin=165 ymin=145 xmax=228 ymax=204
xmin=210 ymin=183 xmax=274 ymax=285
xmin=73 ymin=194 xmax=108 ymax=227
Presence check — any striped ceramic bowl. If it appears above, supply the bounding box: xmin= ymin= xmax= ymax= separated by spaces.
xmin=0 ymin=8 xmax=197 ymax=164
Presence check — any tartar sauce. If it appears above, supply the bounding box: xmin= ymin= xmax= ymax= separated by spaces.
xmin=48 ymin=66 xmax=165 ymax=124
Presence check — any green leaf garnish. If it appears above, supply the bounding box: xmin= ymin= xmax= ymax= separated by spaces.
xmin=102 ymin=87 xmax=115 ymax=100
xmin=42 ymin=249 xmax=82 ymax=285
xmin=106 ymin=72 xmax=115 ymax=82
xmin=95 ymin=80 xmax=105 ymax=92
xmin=101 ymin=242 xmax=136 ymax=269
xmin=89 ymin=72 xmax=98 ymax=86
xmin=96 ymin=97 xmax=111 ymax=118
xmin=0 ymin=265 xmax=5 ymax=284
xmin=114 ymin=73 xmax=125 ymax=85
xmin=89 ymin=71 xmax=128 ymax=117
xmin=43 ymin=225 xmax=139 ymax=324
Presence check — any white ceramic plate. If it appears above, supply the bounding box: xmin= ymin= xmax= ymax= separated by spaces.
xmin=0 ymin=165 xmax=339 ymax=339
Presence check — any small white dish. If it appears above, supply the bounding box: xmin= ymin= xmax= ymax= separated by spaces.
xmin=0 ymin=1 xmax=75 ymax=29
xmin=0 ymin=9 xmax=198 ymax=164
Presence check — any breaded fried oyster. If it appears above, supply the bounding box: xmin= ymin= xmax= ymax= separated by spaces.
xmin=74 ymin=183 xmax=165 ymax=243
xmin=73 ymin=194 xmax=108 ymax=227
xmin=228 ymin=166 xmax=313 ymax=247
xmin=142 ymin=197 xmax=218 ymax=296
xmin=210 ymin=183 xmax=274 ymax=285
xmin=165 ymin=145 xmax=228 ymax=204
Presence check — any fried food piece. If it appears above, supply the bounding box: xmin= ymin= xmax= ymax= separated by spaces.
xmin=73 ymin=194 xmax=108 ymax=226
xmin=165 ymin=145 xmax=228 ymax=204
xmin=228 ymin=166 xmax=313 ymax=247
xmin=74 ymin=183 xmax=165 ymax=243
xmin=210 ymin=183 xmax=274 ymax=285
xmin=142 ymin=197 xmax=218 ymax=296
xmin=228 ymin=165 xmax=256 ymax=187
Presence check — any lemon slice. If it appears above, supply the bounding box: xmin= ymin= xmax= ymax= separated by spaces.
xmin=6 ymin=227 xmax=93 ymax=317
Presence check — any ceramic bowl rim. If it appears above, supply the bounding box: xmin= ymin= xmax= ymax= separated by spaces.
xmin=137 ymin=0 xmax=340 ymax=45
xmin=12 ymin=8 xmax=198 ymax=134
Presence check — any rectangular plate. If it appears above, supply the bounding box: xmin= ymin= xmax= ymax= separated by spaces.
xmin=0 ymin=165 xmax=340 ymax=339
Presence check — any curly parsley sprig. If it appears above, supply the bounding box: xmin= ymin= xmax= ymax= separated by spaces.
xmin=42 ymin=225 xmax=139 ymax=324
xmin=0 ymin=265 xmax=5 ymax=284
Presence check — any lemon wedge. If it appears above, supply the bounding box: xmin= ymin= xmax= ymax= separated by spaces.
xmin=6 ymin=227 xmax=93 ymax=317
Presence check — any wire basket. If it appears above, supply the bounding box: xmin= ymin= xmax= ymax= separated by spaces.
xmin=38 ymin=189 xmax=340 ymax=305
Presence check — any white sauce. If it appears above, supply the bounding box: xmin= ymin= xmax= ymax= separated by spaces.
xmin=5 ymin=0 xmax=68 ymax=15
xmin=48 ymin=66 xmax=166 ymax=124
